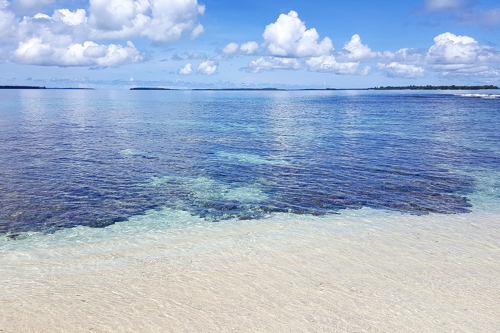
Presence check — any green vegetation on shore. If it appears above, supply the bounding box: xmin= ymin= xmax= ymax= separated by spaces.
xmin=130 ymin=87 xmax=176 ymax=90
xmin=0 ymin=86 xmax=94 ymax=90
xmin=2 ymin=85 xmax=497 ymax=91
xmin=370 ymin=85 xmax=499 ymax=90
xmin=0 ymin=85 xmax=46 ymax=89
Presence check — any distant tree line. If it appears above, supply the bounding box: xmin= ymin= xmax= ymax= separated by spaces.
xmin=370 ymin=85 xmax=499 ymax=90
xmin=0 ymin=86 xmax=93 ymax=90
xmin=0 ymin=86 xmax=46 ymax=89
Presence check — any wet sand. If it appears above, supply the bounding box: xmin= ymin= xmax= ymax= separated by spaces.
xmin=1 ymin=211 xmax=499 ymax=332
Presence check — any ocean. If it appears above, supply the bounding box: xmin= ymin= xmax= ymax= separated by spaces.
xmin=1 ymin=89 xmax=499 ymax=332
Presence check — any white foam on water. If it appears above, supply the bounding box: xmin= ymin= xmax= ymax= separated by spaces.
xmin=455 ymin=93 xmax=500 ymax=99
xmin=119 ymin=148 xmax=159 ymax=158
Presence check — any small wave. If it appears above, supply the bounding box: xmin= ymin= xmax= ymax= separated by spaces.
xmin=119 ymin=149 xmax=160 ymax=159
xmin=455 ymin=94 xmax=500 ymax=99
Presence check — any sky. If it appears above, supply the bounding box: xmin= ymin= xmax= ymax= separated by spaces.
xmin=0 ymin=0 xmax=499 ymax=89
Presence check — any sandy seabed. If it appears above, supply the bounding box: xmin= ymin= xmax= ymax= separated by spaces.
xmin=1 ymin=210 xmax=499 ymax=333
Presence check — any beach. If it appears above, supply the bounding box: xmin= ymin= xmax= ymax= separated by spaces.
xmin=1 ymin=89 xmax=500 ymax=332
xmin=2 ymin=209 xmax=499 ymax=332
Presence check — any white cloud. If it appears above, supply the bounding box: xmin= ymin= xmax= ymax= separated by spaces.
xmin=0 ymin=0 xmax=206 ymax=67
xmin=222 ymin=42 xmax=239 ymax=55
xmin=375 ymin=32 xmax=500 ymax=78
xmin=377 ymin=62 xmax=425 ymax=78
xmin=197 ymin=60 xmax=218 ymax=75
xmin=240 ymin=41 xmax=258 ymax=55
xmin=0 ymin=8 xmax=17 ymax=43
xmin=262 ymin=11 xmax=333 ymax=57
xmin=12 ymin=39 xmax=143 ymax=66
xmin=426 ymin=32 xmax=500 ymax=67
xmin=338 ymin=34 xmax=377 ymax=62
xmin=54 ymin=9 xmax=88 ymax=26
xmin=241 ymin=28 xmax=500 ymax=79
xmin=425 ymin=0 xmax=466 ymax=12
xmin=188 ymin=52 xmax=207 ymax=60
xmin=178 ymin=63 xmax=193 ymax=75
xmin=89 ymin=0 xmax=205 ymax=42
xmin=191 ymin=24 xmax=204 ymax=39
xmin=1 ymin=0 xmax=206 ymax=44
xmin=306 ymin=56 xmax=368 ymax=75
xmin=441 ymin=69 xmax=500 ymax=78
xmin=460 ymin=8 xmax=500 ymax=26
xmin=423 ymin=0 xmax=500 ymax=27
xmin=245 ymin=57 xmax=301 ymax=73
xmin=221 ymin=41 xmax=259 ymax=57
xmin=384 ymin=48 xmax=426 ymax=64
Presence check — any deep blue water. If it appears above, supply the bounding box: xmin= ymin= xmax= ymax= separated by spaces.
xmin=1 ymin=90 xmax=499 ymax=236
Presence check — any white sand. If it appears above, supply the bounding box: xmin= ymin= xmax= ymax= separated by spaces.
xmin=1 ymin=210 xmax=499 ymax=332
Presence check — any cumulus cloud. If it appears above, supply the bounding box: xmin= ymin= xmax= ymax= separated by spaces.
xmin=306 ymin=56 xmax=368 ymax=75
xmin=191 ymin=24 xmax=204 ymax=39
xmin=88 ymin=0 xmax=206 ymax=42
xmin=376 ymin=32 xmax=500 ymax=78
xmin=240 ymin=41 xmax=259 ymax=55
xmin=425 ymin=32 xmax=500 ymax=69
xmin=222 ymin=42 xmax=239 ymax=55
xmin=337 ymin=34 xmax=378 ymax=62
xmin=171 ymin=53 xmax=184 ymax=61
xmin=240 ymin=12 xmax=379 ymax=75
xmin=262 ymin=11 xmax=333 ymax=57
xmin=188 ymin=52 xmax=207 ymax=60
xmin=225 ymin=13 xmax=380 ymax=75
xmin=240 ymin=18 xmax=500 ymax=79
xmin=383 ymin=48 xmax=426 ymax=64
xmin=377 ymin=62 xmax=425 ymax=78
xmin=178 ymin=63 xmax=193 ymax=75
xmin=222 ymin=41 xmax=259 ymax=56
xmin=0 ymin=7 xmax=16 ymax=43
xmin=54 ymin=9 xmax=88 ymax=26
xmin=0 ymin=0 xmax=206 ymax=67
xmin=12 ymin=39 xmax=143 ymax=66
xmin=244 ymin=57 xmax=301 ymax=73
xmin=197 ymin=60 xmax=217 ymax=75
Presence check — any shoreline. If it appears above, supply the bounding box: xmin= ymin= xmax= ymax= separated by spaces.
xmin=1 ymin=210 xmax=499 ymax=332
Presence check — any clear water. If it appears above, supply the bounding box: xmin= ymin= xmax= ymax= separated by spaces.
xmin=1 ymin=89 xmax=499 ymax=237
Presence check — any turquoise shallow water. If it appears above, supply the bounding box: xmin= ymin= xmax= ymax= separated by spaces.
xmin=1 ymin=91 xmax=500 ymax=332
xmin=0 ymin=89 xmax=499 ymax=240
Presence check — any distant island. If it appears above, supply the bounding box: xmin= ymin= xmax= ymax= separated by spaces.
xmin=130 ymin=87 xmax=370 ymax=91
xmin=192 ymin=88 xmax=285 ymax=91
xmin=130 ymin=87 xmax=177 ymax=90
xmin=130 ymin=87 xmax=285 ymax=91
xmin=48 ymin=87 xmax=95 ymax=90
xmin=0 ymin=85 xmax=46 ymax=89
xmin=3 ymin=85 xmax=498 ymax=91
xmin=370 ymin=85 xmax=499 ymax=90
xmin=0 ymin=86 xmax=94 ymax=90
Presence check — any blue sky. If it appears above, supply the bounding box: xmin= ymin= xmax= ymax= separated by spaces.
xmin=0 ymin=0 xmax=499 ymax=88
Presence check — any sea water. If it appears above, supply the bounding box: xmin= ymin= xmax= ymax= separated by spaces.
xmin=1 ymin=89 xmax=500 ymax=332
xmin=1 ymin=89 xmax=500 ymax=239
